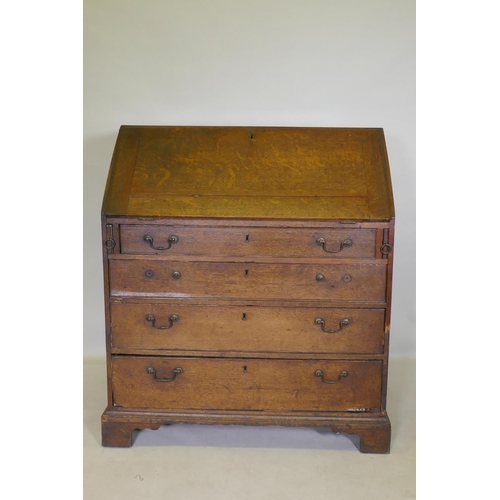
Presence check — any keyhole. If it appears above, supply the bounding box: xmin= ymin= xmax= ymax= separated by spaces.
xmin=249 ymin=133 xmax=254 ymax=139
xmin=244 ymin=269 xmax=249 ymax=276
xmin=245 ymin=234 xmax=250 ymax=242
xmin=243 ymin=366 xmax=248 ymax=373
xmin=242 ymin=313 xmax=247 ymax=320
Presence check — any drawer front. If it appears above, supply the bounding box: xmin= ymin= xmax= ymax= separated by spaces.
xmin=109 ymin=260 xmax=387 ymax=301
xmin=120 ymin=225 xmax=376 ymax=258
xmin=110 ymin=303 xmax=385 ymax=354
xmin=111 ymin=356 xmax=382 ymax=412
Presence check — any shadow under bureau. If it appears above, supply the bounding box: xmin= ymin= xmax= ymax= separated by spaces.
xmin=100 ymin=126 xmax=395 ymax=453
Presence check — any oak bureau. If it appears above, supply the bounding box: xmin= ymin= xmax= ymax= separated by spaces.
xmin=100 ymin=126 xmax=395 ymax=453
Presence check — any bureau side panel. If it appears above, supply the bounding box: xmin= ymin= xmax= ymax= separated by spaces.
xmin=381 ymin=220 xmax=395 ymax=410
xmin=101 ymin=216 xmax=114 ymax=408
xmin=102 ymin=127 xmax=142 ymax=216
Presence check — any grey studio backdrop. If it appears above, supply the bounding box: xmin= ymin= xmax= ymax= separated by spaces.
xmin=83 ymin=0 xmax=415 ymax=358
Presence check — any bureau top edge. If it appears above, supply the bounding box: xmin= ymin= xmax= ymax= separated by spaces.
xmin=102 ymin=216 xmax=395 ymax=230
xmin=102 ymin=126 xmax=395 ymax=221
xmin=102 ymin=215 xmax=395 ymax=224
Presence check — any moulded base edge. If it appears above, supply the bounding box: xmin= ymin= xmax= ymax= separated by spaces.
xmin=101 ymin=408 xmax=391 ymax=454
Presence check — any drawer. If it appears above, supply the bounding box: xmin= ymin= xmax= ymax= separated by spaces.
xmin=111 ymin=356 xmax=383 ymax=412
xmin=109 ymin=260 xmax=387 ymax=302
xmin=120 ymin=225 xmax=377 ymax=258
xmin=110 ymin=303 xmax=385 ymax=354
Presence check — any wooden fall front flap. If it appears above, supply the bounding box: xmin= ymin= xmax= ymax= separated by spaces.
xmin=102 ymin=126 xmax=395 ymax=220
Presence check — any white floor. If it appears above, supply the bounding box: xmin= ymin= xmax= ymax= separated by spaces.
xmin=84 ymin=357 xmax=415 ymax=499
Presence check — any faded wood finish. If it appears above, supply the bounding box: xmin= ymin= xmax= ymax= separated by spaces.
xmin=120 ymin=225 xmax=377 ymax=258
xmin=111 ymin=356 xmax=383 ymax=412
xmin=110 ymin=296 xmax=387 ymax=308
xmin=101 ymin=127 xmax=141 ymax=216
xmin=101 ymin=421 xmax=161 ymax=447
xmin=101 ymin=126 xmax=395 ymax=453
xmin=109 ymin=259 xmax=387 ymax=302
xmin=110 ymin=303 xmax=385 ymax=354
xmin=101 ymin=409 xmax=391 ymax=452
xmin=108 ymin=218 xmax=388 ymax=229
xmin=102 ymin=126 xmax=394 ymax=220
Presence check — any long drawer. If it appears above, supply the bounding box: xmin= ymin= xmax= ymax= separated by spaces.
xmin=110 ymin=303 xmax=385 ymax=354
xmin=120 ymin=225 xmax=377 ymax=259
xmin=109 ymin=260 xmax=387 ymax=301
xmin=111 ymin=356 xmax=383 ymax=412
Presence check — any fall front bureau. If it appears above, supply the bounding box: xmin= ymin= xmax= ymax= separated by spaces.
xmin=101 ymin=126 xmax=395 ymax=453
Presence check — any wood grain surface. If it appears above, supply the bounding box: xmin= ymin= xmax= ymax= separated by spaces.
xmin=102 ymin=126 xmax=394 ymax=220
xmin=101 ymin=125 xmax=395 ymax=453
xmin=120 ymin=225 xmax=377 ymax=258
xmin=110 ymin=303 xmax=385 ymax=354
xmin=111 ymin=356 xmax=383 ymax=412
xmin=109 ymin=259 xmax=387 ymax=301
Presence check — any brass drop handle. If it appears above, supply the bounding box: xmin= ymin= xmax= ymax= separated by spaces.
xmin=315 ymin=369 xmax=348 ymax=384
xmin=316 ymin=237 xmax=353 ymax=253
xmin=143 ymin=234 xmax=178 ymax=250
xmin=146 ymin=366 xmax=183 ymax=382
xmin=314 ymin=317 xmax=350 ymax=333
xmin=146 ymin=314 xmax=179 ymax=329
